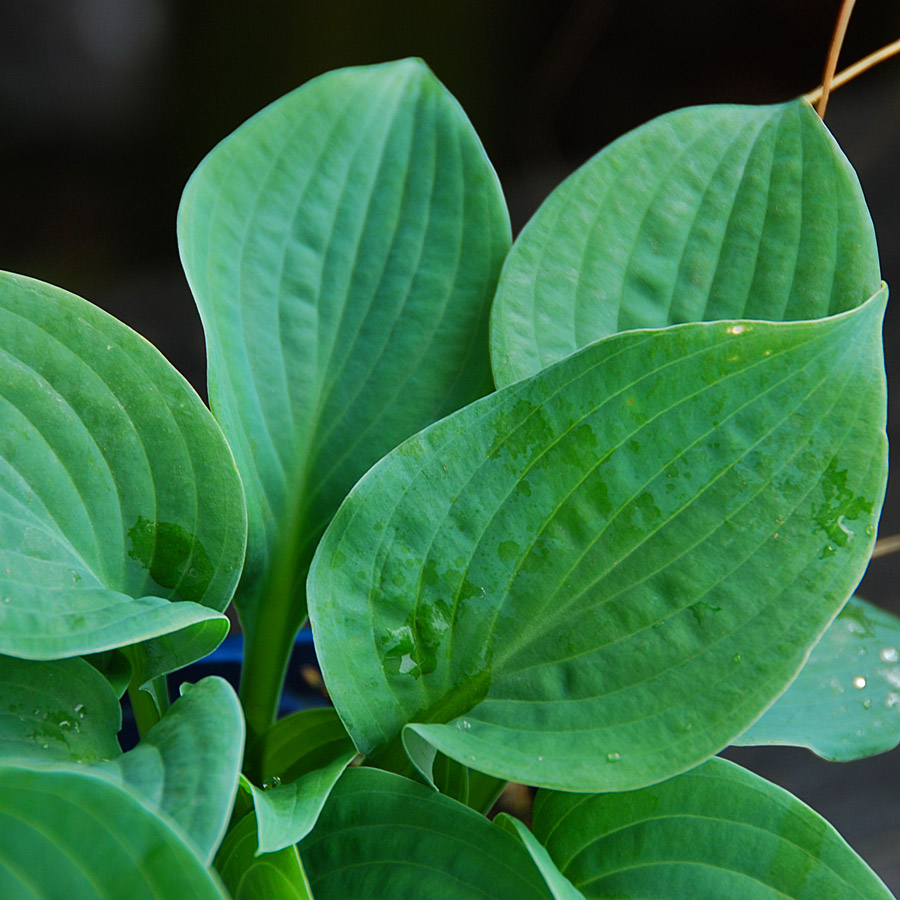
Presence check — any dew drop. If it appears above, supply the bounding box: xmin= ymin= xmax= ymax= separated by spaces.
xmin=853 ymin=676 xmax=867 ymax=689
xmin=262 ymin=776 xmax=281 ymax=790
xmin=728 ymin=324 xmax=746 ymax=335
xmin=863 ymin=698 xmax=873 ymax=710
xmin=733 ymin=653 xmax=742 ymax=663
xmin=537 ymin=756 xmax=544 ymax=762
xmin=59 ymin=720 xmax=71 ymax=729
xmin=74 ymin=704 xmax=85 ymax=718
xmin=606 ymin=752 xmax=621 ymax=763
xmin=885 ymin=692 xmax=900 ymax=709
xmin=457 ymin=719 xmax=471 ymax=731
xmin=880 ymin=647 xmax=899 ymax=664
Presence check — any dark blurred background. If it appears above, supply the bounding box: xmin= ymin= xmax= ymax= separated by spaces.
xmin=2 ymin=0 xmax=900 ymax=889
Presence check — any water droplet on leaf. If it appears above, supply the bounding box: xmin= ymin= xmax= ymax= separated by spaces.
xmin=853 ymin=676 xmax=867 ymax=689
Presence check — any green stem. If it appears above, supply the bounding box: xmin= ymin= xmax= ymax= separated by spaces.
xmin=239 ymin=568 xmax=306 ymax=754
xmin=128 ymin=686 xmax=159 ymax=737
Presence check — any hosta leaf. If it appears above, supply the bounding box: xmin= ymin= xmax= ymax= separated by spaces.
xmin=0 ymin=765 xmax=230 ymax=899
xmin=245 ymin=706 xmax=353 ymax=785
xmin=495 ymin=813 xmax=586 ymax=900
xmin=532 ymin=756 xmax=894 ymax=899
xmin=243 ymin=707 xmax=357 ymax=852
xmin=735 ymin=595 xmax=900 ymax=760
xmin=178 ymin=58 xmax=510 ymax=732
xmin=490 ymin=99 xmax=879 ymax=387
xmin=94 ymin=676 xmax=244 ymax=864
xmin=215 ymin=812 xmax=314 ymax=900
xmin=309 ymin=288 xmax=887 ymax=791
xmin=0 ymin=272 xmax=246 ymax=667
xmin=85 ymin=648 xmax=132 ymax=698
xmin=297 ymin=767 xmax=552 ymax=899
xmin=0 ymin=654 xmax=121 ymax=765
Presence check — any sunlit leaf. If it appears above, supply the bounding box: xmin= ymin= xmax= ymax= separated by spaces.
xmin=736 ymin=595 xmax=900 ymax=760
xmin=0 ymin=272 xmax=246 ymax=670
xmin=310 ymin=289 xmax=887 ymax=791
xmin=532 ymin=757 xmax=894 ymax=899
xmin=178 ymin=59 xmax=511 ymax=735
xmin=490 ymin=99 xmax=879 ymax=386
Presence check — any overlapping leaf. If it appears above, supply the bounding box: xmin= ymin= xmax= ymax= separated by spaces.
xmin=310 ymin=287 xmax=887 ymax=791
xmin=0 ymin=272 xmax=246 ymax=667
xmin=215 ymin=812 xmax=314 ymax=900
xmin=532 ymin=756 xmax=894 ymax=899
xmin=490 ymin=99 xmax=880 ymax=386
xmin=297 ymin=767 xmax=552 ymax=899
xmin=0 ymin=654 xmax=121 ymax=765
xmin=243 ymin=707 xmax=357 ymax=852
xmin=0 ymin=765 xmax=230 ymax=899
xmin=178 ymin=58 xmax=511 ymax=734
xmin=736 ymin=595 xmax=900 ymax=760
xmin=93 ymin=676 xmax=244 ymax=863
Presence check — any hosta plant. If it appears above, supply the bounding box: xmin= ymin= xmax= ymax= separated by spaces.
xmin=1 ymin=56 xmax=899 ymax=899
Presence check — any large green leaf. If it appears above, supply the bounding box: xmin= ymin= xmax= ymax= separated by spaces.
xmin=735 ymin=595 xmax=900 ymax=760
xmin=297 ymin=767 xmax=552 ymax=899
xmin=0 ymin=765 xmax=230 ymax=899
xmin=178 ymin=58 xmax=510 ymax=734
xmin=94 ymin=676 xmax=244 ymax=864
xmin=0 ymin=272 xmax=246 ymax=668
xmin=490 ymin=100 xmax=879 ymax=387
xmin=309 ymin=288 xmax=887 ymax=791
xmin=532 ymin=756 xmax=894 ymax=899
xmin=215 ymin=812 xmax=314 ymax=900
xmin=0 ymin=654 xmax=121 ymax=765
xmin=243 ymin=708 xmax=357 ymax=852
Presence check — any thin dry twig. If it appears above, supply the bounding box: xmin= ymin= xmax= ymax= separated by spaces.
xmin=872 ymin=533 xmax=900 ymax=560
xmin=817 ymin=0 xmax=858 ymax=119
xmin=804 ymin=37 xmax=900 ymax=105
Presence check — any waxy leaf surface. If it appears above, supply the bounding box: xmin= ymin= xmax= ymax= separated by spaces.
xmin=94 ymin=676 xmax=244 ymax=863
xmin=490 ymin=99 xmax=879 ymax=387
xmin=297 ymin=767 xmax=552 ymax=899
xmin=532 ymin=756 xmax=894 ymax=899
xmin=495 ymin=813 xmax=586 ymax=900
xmin=215 ymin=812 xmax=314 ymax=900
xmin=0 ymin=272 xmax=246 ymax=665
xmin=0 ymin=765 xmax=230 ymax=899
xmin=0 ymin=654 xmax=121 ymax=765
xmin=178 ymin=59 xmax=510 ymax=672
xmin=310 ymin=289 xmax=887 ymax=791
xmin=244 ymin=707 xmax=357 ymax=852
xmin=736 ymin=595 xmax=900 ymax=760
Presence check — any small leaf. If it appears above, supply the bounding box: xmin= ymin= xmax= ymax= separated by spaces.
xmin=215 ymin=812 xmax=314 ymax=900
xmin=310 ymin=289 xmax=887 ymax=791
xmin=178 ymin=59 xmax=511 ymax=726
xmin=0 ymin=272 xmax=246 ymax=667
xmin=0 ymin=765 xmax=231 ymax=899
xmin=243 ymin=707 xmax=357 ymax=853
xmin=532 ymin=756 xmax=894 ymax=899
xmin=245 ymin=706 xmax=353 ymax=785
xmin=84 ymin=648 xmax=132 ymax=698
xmin=0 ymin=654 xmax=121 ymax=765
xmin=94 ymin=676 xmax=244 ymax=863
xmin=297 ymin=767 xmax=552 ymax=899
xmin=490 ymin=99 xmax=879 ymax=386
xmin=736 ymin=595 xmax=900 ymax=760
xmin=495 ymin=813 xmax=586 ymax=900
